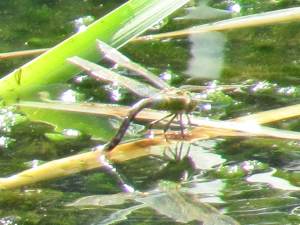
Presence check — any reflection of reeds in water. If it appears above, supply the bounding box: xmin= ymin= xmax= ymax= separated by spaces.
xmin=66 ymin=180 xmax=240 ymax=225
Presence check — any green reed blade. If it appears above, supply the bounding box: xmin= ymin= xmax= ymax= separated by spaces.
xmin=0 ymin=0 xmax=189 ymax=103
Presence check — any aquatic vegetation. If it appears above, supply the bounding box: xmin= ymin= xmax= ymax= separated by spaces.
xmin=1 ymin=0 xmax=300 ymax=224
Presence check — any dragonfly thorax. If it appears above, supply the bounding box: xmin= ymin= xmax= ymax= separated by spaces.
xmin=152 ymin=88 xmax=199 ymax=114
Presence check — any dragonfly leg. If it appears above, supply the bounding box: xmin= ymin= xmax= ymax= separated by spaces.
xmin=179 ymin=113 xmax=185 ymax=138
xmin=162 ymin=145 xmax=174 ymax=160
xmin=148 ymin=113 xmax=174 ymax=130
xmin=185 ymin=113 xmax=192 ymax=127
xmin=177 ymin=141 xmax=184 ymax=161
xmin=163 ymin=113 xmax=178 ymax=141
xmin=162 ymin=141 xmax=190 ymax=162
xmin=162 ymin=142 xmax=179 ymax=161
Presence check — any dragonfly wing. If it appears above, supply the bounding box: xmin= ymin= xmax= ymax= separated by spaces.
xmin=68 ymin=56 xmax=158 ymax=98
xmin=96 ymin=39 xmax=170 ymax=90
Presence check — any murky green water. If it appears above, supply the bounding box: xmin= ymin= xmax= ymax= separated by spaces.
xmin=1 ymin=0 xmax=300 ymax=224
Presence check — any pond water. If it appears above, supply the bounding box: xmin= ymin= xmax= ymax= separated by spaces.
xmin=1 ymin=0 xmax=300 ymax=224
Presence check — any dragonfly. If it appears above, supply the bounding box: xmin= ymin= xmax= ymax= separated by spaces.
xmin=68 ymin=40 xmax=215 ymax=152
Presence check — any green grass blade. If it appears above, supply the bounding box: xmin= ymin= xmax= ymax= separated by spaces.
xmin=0 ymin=0 xmax=189 ymax=102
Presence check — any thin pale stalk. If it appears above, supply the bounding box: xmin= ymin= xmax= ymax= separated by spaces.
xmin=0 ymin=48 xmax=49 ymax=60
xmin=135 ymin=7 xmax=300 ymax=41
xmin=6 ymin=7 xmax=300 ymax=60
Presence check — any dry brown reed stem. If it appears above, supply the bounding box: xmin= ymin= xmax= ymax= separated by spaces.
xmin=135 ymin=7 xmax=300 ymax=41
xmin=0 ymin=48 xmax=49 ymax=60
xmin=3 ymin=7 xmax=300 ymax=60
xmin=2 ymin=103 xmax=300 ymax=189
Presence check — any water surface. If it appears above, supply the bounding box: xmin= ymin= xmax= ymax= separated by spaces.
xmin=1 ymin=1 xmax=300 ymax=224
